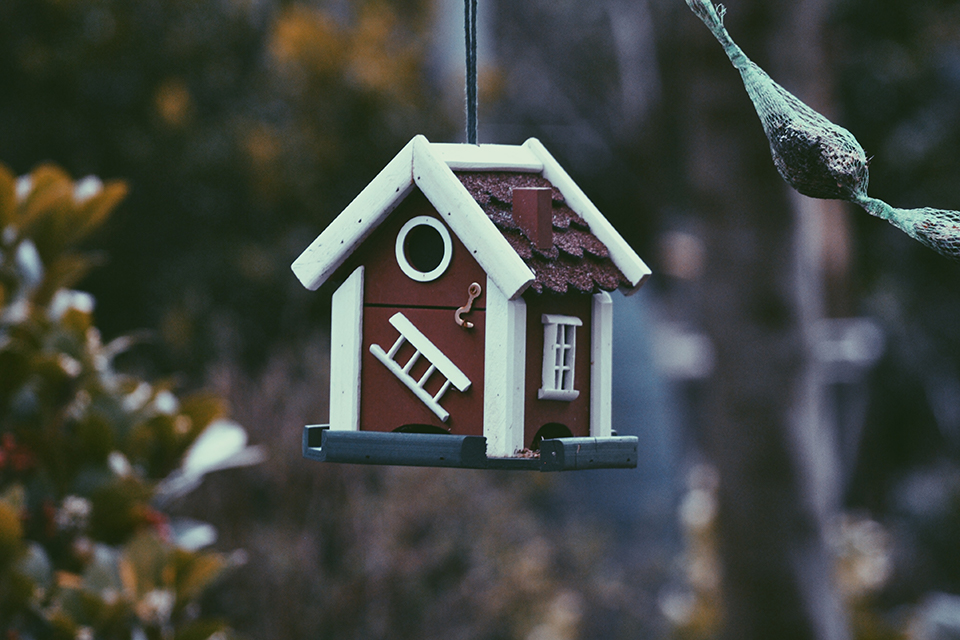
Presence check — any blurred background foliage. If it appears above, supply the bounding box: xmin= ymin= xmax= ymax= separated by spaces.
xmin=3 ymin=0 xmax=960 ymax=638
xmin=0 ymin=0 xmax=456 ymax=373
xmin=0 ymin=165 xmax=262 ymax=638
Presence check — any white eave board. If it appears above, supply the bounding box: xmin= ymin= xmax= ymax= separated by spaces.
xmin=431 ymin=142 xmax=544 ymax=173
xmin=291 ymin=137 xmax=416 ymax=290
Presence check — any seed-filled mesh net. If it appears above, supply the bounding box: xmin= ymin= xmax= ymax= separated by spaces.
xmin=686 ymin=0 xmax=960 ymax=260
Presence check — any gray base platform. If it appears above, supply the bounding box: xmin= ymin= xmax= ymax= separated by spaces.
xmin=303 ymin=425 xmax=638 ymax=472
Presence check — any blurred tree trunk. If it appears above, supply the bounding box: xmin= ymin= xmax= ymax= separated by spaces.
xmin=680 ymin=0 xmax=850 ymax=638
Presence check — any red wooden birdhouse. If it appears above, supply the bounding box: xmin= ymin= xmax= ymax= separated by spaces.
xmin=294 ymin=136 xmax=651 ymax=470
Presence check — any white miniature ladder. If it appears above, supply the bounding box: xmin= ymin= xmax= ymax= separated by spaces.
xmin=369 ymin=312 xmax=472 ymax=422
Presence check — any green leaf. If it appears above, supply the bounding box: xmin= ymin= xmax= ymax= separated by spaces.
xmin=0 ymin=499 xmax=25 ymax=569
xmin=89 ymin=478 xmax=154 ymax=545
xmin=173 ymin=549 xmax=226 ymax=602
xmin=74 ymin=180 xmax=128 ymax=243
xmin=180 ymin=393 xmax=229 ymax=433
xmin=33 ymin=254 xmax=99 ymax=307
xmin=0 ymin=163 xmax=15 ymax=230
xmin=126 ymin=413 xmax=182 ymax=478
xmin=123 ymin=531 xmax=169 ymax=594
xmin=0 ymin=349 xmax=31 ymax=402
xmin=76 ymin=414 xmax=117 ymax=465
xmin=19 ymin=165 xmax=74 ymax=259
xmin=0 ymin=485 xmax=26 ymax=511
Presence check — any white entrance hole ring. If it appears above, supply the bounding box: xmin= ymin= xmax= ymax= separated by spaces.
xmin=395 ymin=216 xmax=453 ymax=282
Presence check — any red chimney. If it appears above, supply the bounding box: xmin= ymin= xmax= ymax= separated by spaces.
xmin=512 ymin=187 xmax=553 ymax=250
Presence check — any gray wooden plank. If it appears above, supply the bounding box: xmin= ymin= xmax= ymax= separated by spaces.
xmin=303 ymin=425 xmax=639 ymax=471
xmin=539 ymin=436 xmax=639 ymax=471
xmin=303 ymin=426 xmax=487 ymax=468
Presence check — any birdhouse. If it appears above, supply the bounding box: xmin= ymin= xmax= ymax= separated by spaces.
xmin=294 ymin=136 xmax=651 ymax=470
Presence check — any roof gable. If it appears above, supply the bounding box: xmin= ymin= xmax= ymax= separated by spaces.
xmin=291 ymin=135 xmax=651 ymax=298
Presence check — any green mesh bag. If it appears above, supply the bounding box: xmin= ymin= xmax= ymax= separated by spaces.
xmin=687 ymin=0 xmax=960 ymax=260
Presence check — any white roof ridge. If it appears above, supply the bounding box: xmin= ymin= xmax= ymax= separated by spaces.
xmin=411 ymin=137 xmax=535 ymax=300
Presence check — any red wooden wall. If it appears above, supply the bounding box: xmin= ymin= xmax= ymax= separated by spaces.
xmin=345 ymin=190 xmax=488 ymax=435
xmin=522 ymin=293 xmax=593 ymax=447
xmin=337 ymin=188 xmax=595 ymax=447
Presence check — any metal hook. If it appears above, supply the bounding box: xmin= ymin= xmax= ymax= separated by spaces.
xmin=455 ymin=282 xmax=482 ymax=329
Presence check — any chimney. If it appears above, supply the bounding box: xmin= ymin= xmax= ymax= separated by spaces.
xmin=512 ymin=187 xmax=553 ymax=250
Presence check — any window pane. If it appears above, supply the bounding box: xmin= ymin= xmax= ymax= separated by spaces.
xmin=553 ymin=334 xmax=564 ymax=369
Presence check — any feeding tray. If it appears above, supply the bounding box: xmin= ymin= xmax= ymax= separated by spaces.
xmin=303 ymin=425 xmax=639 ymax=472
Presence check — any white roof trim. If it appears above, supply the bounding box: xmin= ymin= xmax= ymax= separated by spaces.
xmin=291 ymin=135 xmax=650 ymax=297
xmin=523 ymin=138 xmax=652 ymax=294
xmin=412 ymin=138 xmax=535 ymax=300
xmin=292 ymin=137 xmax=416 ymax=290
xmin=430 ymin=143 xmax=543 ymax=172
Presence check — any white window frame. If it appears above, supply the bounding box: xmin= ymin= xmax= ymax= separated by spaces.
xmin=538 ymin=314 xmax=582 ymax=401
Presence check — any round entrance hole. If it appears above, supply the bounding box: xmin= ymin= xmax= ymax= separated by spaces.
xmin=531 ymin=423 xmax=573 ymax=451
xmin=405 ymin=224 xmax=445 ymax=272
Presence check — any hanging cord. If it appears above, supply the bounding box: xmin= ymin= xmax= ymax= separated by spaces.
xmin=464 ymin=0 xmax=478 ymax=144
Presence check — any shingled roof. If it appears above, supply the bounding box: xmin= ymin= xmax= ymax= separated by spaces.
xmin=456 ymin=171 xmax=630 ymax=295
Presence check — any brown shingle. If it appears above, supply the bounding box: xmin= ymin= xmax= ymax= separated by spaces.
xmin=456 ymin=171 xmax=629 ymax=295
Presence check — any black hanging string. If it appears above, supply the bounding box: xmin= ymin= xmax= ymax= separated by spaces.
xmin=464 ymin=0 xmax=478 ymax=144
